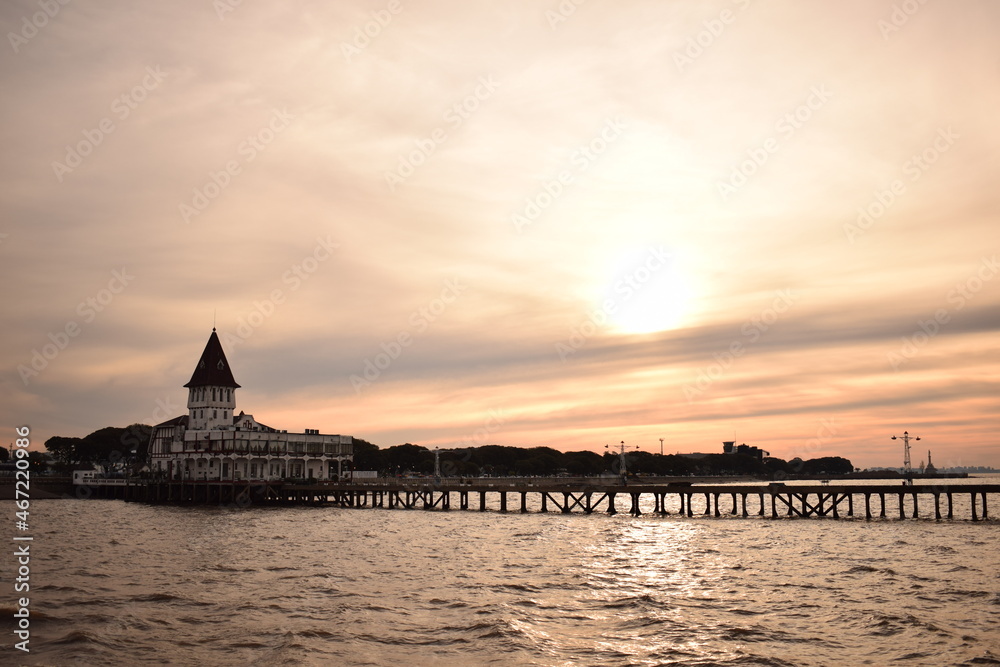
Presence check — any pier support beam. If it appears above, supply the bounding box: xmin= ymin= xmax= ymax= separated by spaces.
xmin=629 ymin=493 xmax=642 ymax=516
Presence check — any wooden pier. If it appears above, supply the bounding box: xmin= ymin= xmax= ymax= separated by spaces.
xmin=78 ymin=479 xmax=1000 ymax=521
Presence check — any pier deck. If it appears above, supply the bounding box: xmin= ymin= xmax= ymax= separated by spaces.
xmin=77 ymin=479 xmax=1000 ymax=521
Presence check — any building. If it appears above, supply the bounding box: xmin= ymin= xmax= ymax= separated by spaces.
xmin=680 ymin=441 xmax=770 ymax=461
xmin=723 ymin=441 xmax=770 ymax=461
xmin=147 ymin=329 xmax=353 ymax=481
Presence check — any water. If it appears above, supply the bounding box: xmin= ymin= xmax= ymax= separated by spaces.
xmin=5 ymin=486 xmax=999 ymax=666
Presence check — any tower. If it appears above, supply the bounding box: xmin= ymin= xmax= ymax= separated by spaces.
xmin=184 ymin=328 xmax=240 ymax=430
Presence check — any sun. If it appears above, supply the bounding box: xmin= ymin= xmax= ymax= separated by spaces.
xmin=598 ymin=247 xmax=694 ymax=335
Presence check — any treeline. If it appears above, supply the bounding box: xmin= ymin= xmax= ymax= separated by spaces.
xmin=37 ymin=427 xmax=854 ymax=479
xmin=352 ymin=440 xmax=855 ymax=478
xmin=43 ymin=424 xmax=153 ymax=471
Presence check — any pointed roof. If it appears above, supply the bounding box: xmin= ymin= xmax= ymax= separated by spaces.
xmin=184 ymin=328 xmax=240 ymax=388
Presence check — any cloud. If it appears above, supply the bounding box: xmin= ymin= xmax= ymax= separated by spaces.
xmin=2 ymin=0 xmax=998 ymax=467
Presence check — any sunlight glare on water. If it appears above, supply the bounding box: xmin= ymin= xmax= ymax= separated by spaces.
xmin=9 ymin=497 xmax=1000 ymax=666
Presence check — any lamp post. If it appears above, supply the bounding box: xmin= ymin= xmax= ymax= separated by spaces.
xmin=891 ymin=431 xmax=920 ymax=485
xmin=659 ymin=438 xmax=664 ymax=456
xmin=606 ymin=440 xmax=637 ymax=486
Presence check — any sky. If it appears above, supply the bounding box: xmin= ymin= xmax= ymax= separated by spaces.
xmin=2 ymin=0 xmax=998 ymax=469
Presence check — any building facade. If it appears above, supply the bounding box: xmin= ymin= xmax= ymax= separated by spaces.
xmin=148 ymin=329 xmax=353 ymax=481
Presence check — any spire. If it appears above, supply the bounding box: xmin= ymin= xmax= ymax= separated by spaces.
xmin=184 ymin=329 xmax=240 ymax=388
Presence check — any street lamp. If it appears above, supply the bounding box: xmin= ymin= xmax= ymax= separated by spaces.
xmin=891 ymin=430 xmax=920 ymax=485
xmin=606 ymin=440 xmax=638 ymax=485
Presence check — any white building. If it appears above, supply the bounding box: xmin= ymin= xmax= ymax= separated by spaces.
xmin=148 ymin=329 xmax=353 ymax=481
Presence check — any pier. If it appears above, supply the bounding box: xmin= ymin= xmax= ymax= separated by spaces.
xmin=75 ymin=478 xmax=1000 ymax=521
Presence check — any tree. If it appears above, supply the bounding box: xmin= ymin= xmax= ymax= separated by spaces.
xmin=44 ymin=424 xmax=153 ymax=469
xmin=351 ymin=438 xmax=382 ymax=470
xmin=27 ymin=451 xmax=50 ymax=473
xmin=44 ymin=436 xmax=84 ymax=468
xmin=801 ymin=456 xmax=854 ymax=475
xmin=119 ymin=423 xmax=153 ymax=462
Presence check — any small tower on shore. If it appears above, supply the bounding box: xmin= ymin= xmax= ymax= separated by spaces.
xmin=924 ymin=450 xmax=937 ymax=475
xmin=184 ymin=328 xmax=240 ymax=430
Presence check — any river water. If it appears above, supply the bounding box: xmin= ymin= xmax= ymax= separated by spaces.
xmin=3 ymin=480 xmax=999 ymax=666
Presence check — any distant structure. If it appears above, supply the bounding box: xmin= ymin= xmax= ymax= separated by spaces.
xmin=723 ymin=441 xmax=770 ymax=461
xmin=680 ymin=441 xmax=770 ymax=461
xmin=924 ymin=450 xmax=937 ymax=475
xmin=891 ymin=431 xmax=920 ymax=478
xmin=147 ymin=329 xmax=353 ymax=481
